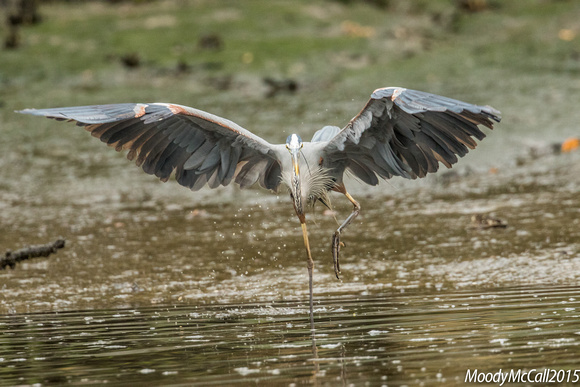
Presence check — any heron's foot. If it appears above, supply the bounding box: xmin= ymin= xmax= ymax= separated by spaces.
xmin=331 ymin=232 xmax=344 ymax=279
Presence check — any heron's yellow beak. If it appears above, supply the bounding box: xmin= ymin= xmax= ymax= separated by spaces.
xmin=289 ymin=147 xmax=305 ymax=220
xmin=290 ymin=148 xmax=300 ymax=177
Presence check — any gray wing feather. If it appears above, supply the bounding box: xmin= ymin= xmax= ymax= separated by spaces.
xmin=18 ymin=103 xmax=282 ymax=191
xmin=324 ymin=87 xmax=501 ymax=182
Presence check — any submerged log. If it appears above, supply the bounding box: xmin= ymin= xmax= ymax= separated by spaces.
xmin=1 ymin=239 xmax=65 ymax=270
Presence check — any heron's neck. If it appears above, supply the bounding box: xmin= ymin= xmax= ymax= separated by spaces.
xmin=291 ymin=170 xmax=305 ymax=219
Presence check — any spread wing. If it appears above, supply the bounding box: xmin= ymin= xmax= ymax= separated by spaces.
xmin=18 ymin=103 xmax=283 ymax=191
xmin=323 ymin=87 xmax=501 ymax=185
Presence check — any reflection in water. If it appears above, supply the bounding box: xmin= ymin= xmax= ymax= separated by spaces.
xmin=2 ymin=286 xmax=580 ymax=386
xmin=311 ymin=328 xmax=320 ymax=381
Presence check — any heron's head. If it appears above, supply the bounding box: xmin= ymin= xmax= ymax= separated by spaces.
xmin=285 ymin=134 xmax=303 ymax=176
xmin=285 ymin=134 xmax=305 ymax=216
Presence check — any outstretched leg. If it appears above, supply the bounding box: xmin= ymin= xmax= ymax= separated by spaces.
xmin=331 ymin=185 xmax=361 ymax=279
xmin=300 ymin=221 xmax=315 ymax=331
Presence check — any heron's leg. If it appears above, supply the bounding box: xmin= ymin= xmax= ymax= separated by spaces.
xmin=331 ymin=187 xmax=361 ymax=279
xmin=300 ymin=221 xmax=315 ymax=331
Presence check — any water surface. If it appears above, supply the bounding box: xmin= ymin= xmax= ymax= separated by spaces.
xmin=2 ymin=286 xmax=580 ymax=386
xmin=2 ymin=148 xmax=580 ymax=385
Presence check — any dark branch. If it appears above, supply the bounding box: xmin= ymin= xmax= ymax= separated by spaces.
xmin=1 ymin=239 xmax=66 ymax=270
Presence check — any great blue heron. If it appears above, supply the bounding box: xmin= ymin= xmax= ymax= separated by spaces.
xmin=18 ymin=87 xmax=501 ymax=328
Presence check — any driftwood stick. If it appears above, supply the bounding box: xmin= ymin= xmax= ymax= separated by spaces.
xmin=1 ymin=239 xmax=66 ymax=270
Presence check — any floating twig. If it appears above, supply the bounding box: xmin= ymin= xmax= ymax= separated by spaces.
xmin=1 ymin=239 xmax=66 ymax=270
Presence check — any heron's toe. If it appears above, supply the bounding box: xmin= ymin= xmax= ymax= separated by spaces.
xmin=332 ymin=233 xmax=342 ymax=279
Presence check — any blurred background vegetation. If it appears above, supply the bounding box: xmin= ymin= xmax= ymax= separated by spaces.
xmin=0 ymin=0 xmax=579 ymax=199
